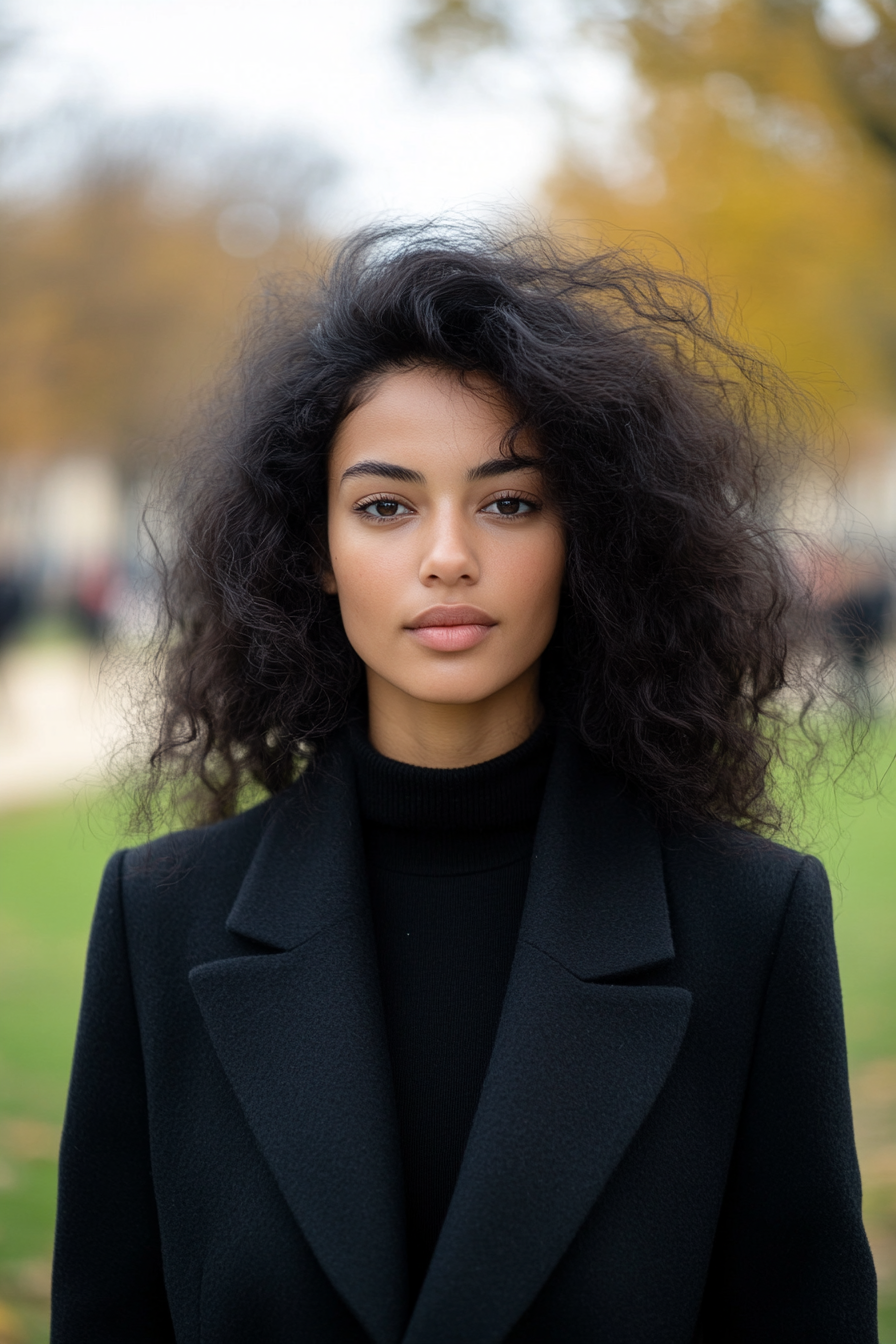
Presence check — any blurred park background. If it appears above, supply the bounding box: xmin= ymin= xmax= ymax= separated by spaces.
xmin=1 ymin=0 xmax=896 ymax=1339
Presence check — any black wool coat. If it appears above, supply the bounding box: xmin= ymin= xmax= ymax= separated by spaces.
xmin=52 ymin=730 xmax=878 ymax=1344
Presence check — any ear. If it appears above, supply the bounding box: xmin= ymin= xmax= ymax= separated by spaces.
xmin=321 ymin=568 xmax=338 ymax=596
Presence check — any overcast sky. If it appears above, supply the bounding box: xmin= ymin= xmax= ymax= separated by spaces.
xmin=0 ymin=0 xmax=637 ymax=230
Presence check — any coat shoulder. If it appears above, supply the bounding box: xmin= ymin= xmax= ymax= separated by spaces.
xmin=121 ymin=792 xmax=274 ymax=881
xmin=664 ymin=819 xmax=823 ymax=896
xmin=661 ymin=822 xmax=830 ymax=970
xmin=112 ymin=776 xmax=317 ymax=944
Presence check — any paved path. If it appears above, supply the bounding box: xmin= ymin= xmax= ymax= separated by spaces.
xmin=0 ymin=642 xmax=133 ymax=810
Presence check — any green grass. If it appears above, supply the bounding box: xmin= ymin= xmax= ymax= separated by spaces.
xmin=0 ymin=731 xmax=894 ymax=1342
xmin=0 ymin=793 xmax=124 ymax=1341
xmin=784 ymin=719 xmax=896 ymax=1067
xmin=10 ymin=613 xmax=95 ymax=651
xmin=828 ymin=780 xmax=896 ymax=1066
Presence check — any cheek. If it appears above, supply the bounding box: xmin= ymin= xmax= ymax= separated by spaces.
xmin=327 ymin=520 xmax=405 ymax=629
xmin=496 ymin=529 xmax=566 ymax=630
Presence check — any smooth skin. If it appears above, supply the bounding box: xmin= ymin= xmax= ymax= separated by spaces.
xmin=325 ymin=365 xmax=566 ymax=767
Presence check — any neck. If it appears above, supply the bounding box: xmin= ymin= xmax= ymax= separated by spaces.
xmin=365 ymin=665 xmax=543 ymax=768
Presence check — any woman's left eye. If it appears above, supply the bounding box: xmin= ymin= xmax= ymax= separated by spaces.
xmin=360 ymin=499 xmax=411 ymax=518
xmin=482 ymin=497 xmax=537 ymax=516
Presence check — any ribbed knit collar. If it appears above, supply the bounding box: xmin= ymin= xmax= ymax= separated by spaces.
xmin=349 ymin=718 xmax=554 ymax=832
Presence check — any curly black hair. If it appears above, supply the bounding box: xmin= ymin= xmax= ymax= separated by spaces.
xmin=146 ymin=222 xmax=824 ymax=832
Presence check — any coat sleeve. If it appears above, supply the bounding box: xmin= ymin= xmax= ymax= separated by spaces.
xmin=51 ymin=851 xmax=175 ymax=1343
xmin=700 ymin=854 xmax=878 ymax=1343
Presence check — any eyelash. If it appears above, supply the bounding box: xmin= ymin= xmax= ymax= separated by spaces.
xmin=353 ymin=491 xmax=542 ymax=522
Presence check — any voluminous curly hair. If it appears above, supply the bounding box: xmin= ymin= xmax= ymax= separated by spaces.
xmin=147 ymin=222 xmax=822 ymax=832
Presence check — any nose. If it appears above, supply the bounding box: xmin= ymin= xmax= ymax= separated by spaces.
xmin=418 ymin=503 xmax=479 ymax=588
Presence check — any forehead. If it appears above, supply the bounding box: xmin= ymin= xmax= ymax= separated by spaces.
xmin=330 ymin=366 xmax=520 ymax=475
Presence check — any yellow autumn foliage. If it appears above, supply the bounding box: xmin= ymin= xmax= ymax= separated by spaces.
xmin=0 ymin=170 xmax=323 ymax=463
xmin=549 ymin=2 xmax=896 ymax=423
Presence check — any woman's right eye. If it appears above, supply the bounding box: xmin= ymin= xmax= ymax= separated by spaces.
xmin=359 ymin=498 xmax=411 ymax=518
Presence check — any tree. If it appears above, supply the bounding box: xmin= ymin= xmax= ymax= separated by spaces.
xmin=404 ymin=0 xmax=896 ymax=416
xmin=0 ymin=127 xmax=334 ymax=466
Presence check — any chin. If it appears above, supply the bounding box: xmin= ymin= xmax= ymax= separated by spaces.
xmin=398 ymin=676 xmax=513 ymax=707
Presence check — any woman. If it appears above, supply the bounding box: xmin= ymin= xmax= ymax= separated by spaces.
xmin=52 ymin=225 xmax=877 ymax=1342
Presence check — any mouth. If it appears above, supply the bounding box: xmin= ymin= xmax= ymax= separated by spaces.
xmin=406 ymin=604 xmax=497 ymax=652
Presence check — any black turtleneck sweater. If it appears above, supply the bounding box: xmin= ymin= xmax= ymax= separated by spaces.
xmin=349 ymin=722 xmax=553 ymax=1299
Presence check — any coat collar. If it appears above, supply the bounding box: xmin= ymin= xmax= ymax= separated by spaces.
xmin=190 ymin=728 xmax=691 ymax=1344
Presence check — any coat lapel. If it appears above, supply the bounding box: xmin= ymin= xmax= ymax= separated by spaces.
xmin=189 ymin=739 xmax=408 ymax=1344
xmin=404 ymin=732 xmax=692 ymax=1344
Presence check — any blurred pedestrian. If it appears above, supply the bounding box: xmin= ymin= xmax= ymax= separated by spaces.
xmin=69 ymin=559 xmax=119 ymax=644
xmin=831 ymin=572 xmax=893 ymax=691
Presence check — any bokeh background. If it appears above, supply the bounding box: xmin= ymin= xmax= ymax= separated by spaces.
xmin=1 ymin=1 xmax=896 ymax=1340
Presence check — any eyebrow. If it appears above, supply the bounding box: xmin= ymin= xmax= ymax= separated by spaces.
xmin=340 ymin=455 xmax=543 ymax=486
xmin=467 ymin=455 xmax=543 ymax=481
xmin=340 ymin=460 xmax=425 ymax=485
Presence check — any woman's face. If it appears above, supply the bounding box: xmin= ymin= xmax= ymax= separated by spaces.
xmin=325 ymin=365 xmax=566 ymax=712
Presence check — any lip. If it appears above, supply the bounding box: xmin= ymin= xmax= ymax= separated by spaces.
xmin=406 ymin=604 xmax=497 ymax=652
xmin=408 ymin=605 xmax=497 ymax=629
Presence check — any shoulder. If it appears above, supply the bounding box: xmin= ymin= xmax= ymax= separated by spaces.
xmin=660 ymin=822 xmax=831 ymax=978
xmin=664 ymin=821 xmax=825 ymax=900
xmin=108 ymin=779 xmax=312 ymax=947
xmin=120 ymin=791 xmax=281 ymax=888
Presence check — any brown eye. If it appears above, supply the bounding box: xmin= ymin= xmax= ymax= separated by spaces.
xmin=360 ymin=498 xmax=410 ymax=518
xmin=484 ymin=497 xmax=536 ymax=516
